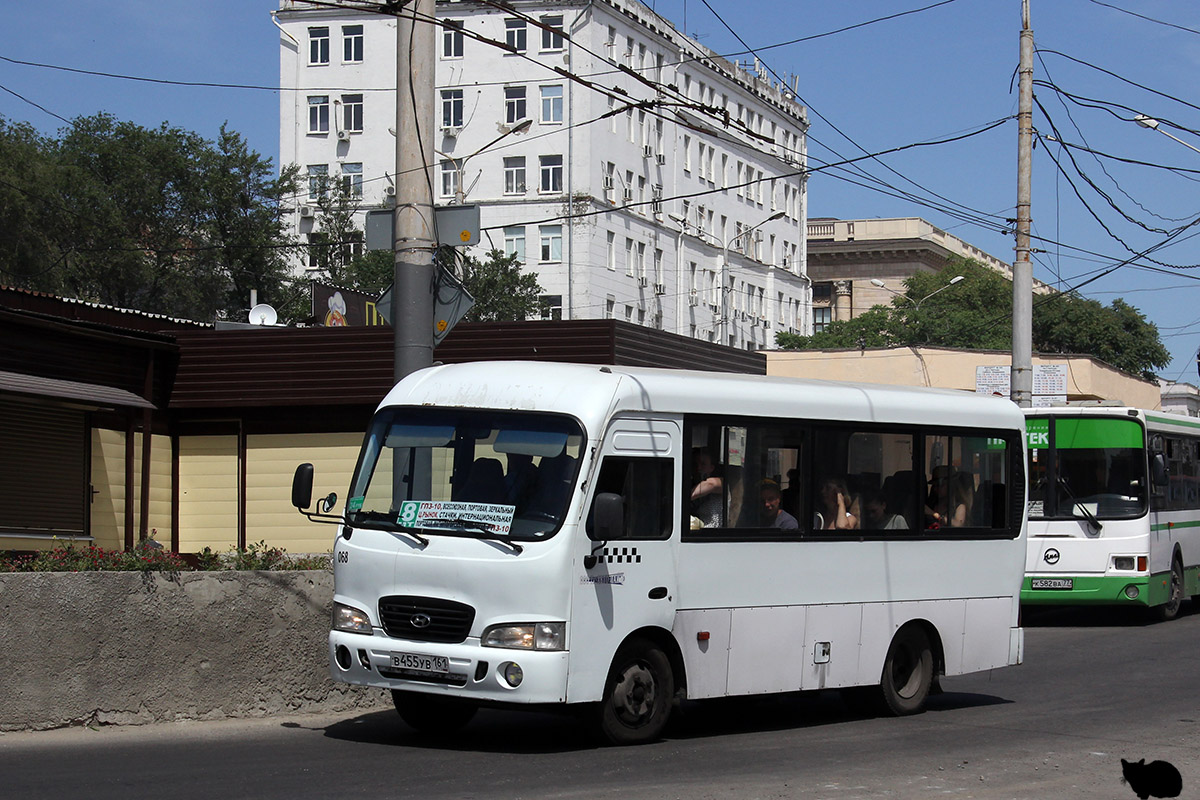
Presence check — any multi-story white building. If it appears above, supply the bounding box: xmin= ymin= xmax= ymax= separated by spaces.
xmin=276 ymin=0 xmax=812 ymax=347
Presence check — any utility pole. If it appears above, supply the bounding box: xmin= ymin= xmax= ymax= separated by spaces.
xmin=1012 ymin=0 xmax=1034 ymax=407
xmin=394 ymin=0 xmax=437 ymax=382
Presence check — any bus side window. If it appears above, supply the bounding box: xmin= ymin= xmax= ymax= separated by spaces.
xmin=587 ymin=457 xmax=673 ymax=540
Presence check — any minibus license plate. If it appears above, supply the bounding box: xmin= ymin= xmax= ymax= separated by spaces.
xmin=391 ymin=652 xmax=449 ymax=673
xmin=1031 ymin=578 xmax=1073 ymax=590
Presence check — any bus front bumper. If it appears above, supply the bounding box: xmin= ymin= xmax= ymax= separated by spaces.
xmin=1020 ymin=573 xmax=1169 ymax=607
xmin=328 ymin=630 xmax=570 ymax=705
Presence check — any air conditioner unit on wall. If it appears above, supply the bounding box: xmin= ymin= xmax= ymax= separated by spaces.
xmin=441 ymin=126 xmax=461 ymax=138
xmin=603 ymin=175 xmax=614 ymax=190
xmin=654 ymin=283 xmax=666 ymax=296
xmin=384 ymin=185 xmax=396 ymax=196
xmin=299 ymin=205 xmax=315 ymax=218
xmin=637 ymin=276 xmax=648 ymax=288
xmin=642 ymin=145 xmax=653 ymax=158
xmin=689 ymin=291 xmax=699 ymax=307
xmin=336 ymin=129 xmax=350 ymax=141
xmin=655 ymin=153 xmax=666 ymax=166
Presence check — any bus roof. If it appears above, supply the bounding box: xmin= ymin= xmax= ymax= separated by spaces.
xmin=1025 ymin=406 xmax=1200 ymax=437
xmin=384 ymin=361 xmax=1024 ymax=433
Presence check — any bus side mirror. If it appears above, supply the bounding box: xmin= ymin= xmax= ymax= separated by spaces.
xmin=1151 ymin=453 xmax=1169 ymax=488
xmin=590 ymin=492 xmax=626 ymax=541
xmin=292 ymin=463 xmax=315 ymax=509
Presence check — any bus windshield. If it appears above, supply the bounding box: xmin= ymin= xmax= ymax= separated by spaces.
xmin=1027 ymin=416 xmax=1147 ymax=521
xmin=346 ymin=407 xmax=585 ymax=541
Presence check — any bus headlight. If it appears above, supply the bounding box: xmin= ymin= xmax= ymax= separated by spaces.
xmin=332 ymin=602 xmax=374 ymax=635
xmin=482 ymin=622 xmax=565 ymax=651
xmin=1113 ymin=556 xmax=1134 ymax=571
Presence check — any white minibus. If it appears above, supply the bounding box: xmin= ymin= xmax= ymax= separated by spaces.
xmin=293 ymin=361 xmax=1027 ymax=743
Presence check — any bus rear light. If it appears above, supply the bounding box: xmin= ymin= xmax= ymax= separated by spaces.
xmin=1137 ymin=556 xmax=1147 ymax=572
xmin=697 ymin=631 xmax=710 ymax=641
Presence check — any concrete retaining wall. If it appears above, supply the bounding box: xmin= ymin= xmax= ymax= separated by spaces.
xmin=0 ymin=570 xmax=389 ymax=731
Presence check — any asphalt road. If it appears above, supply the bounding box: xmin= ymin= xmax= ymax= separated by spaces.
xmin=3 ymin=605 xmax=1198 ymax=800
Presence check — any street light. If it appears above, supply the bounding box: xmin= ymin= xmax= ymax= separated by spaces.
xmin=1134 ymin=114 xmax=1200 ymax=157
xmin=435 ymin=118 xmax=533 ymax=204
xmin=871 ymin=274 xmax=965 ymax=312
xmin=720 ymin=210 xmax=786 ymax=344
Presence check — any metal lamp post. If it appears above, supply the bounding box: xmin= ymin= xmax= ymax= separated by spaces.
xmin=720 ymin=210 xmax=785 ymax=346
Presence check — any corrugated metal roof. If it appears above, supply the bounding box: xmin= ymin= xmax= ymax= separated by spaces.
xmin=0 ymin=369 xmax=156 ymax=410
xmin=170 ymin=320 xmax=765 ymax=409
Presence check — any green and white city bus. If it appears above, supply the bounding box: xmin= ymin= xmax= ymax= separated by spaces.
xmin=1023 ymin=407 xmax=1200 ymax=620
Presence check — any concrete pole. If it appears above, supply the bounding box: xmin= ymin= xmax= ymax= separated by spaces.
xmin=1012 ymin=0 xmax=1034 ymax=407
xmin=394 ymin=0 xmax=437 ymax=383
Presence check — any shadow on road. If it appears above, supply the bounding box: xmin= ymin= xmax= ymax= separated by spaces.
xmin=314 ymin=685 xmax=1012 ymax=753
xmin=1021 ymin=601 xmax=1196 ymax=628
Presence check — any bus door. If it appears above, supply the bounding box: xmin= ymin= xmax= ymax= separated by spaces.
xmin=566 ymin=418 xmax=680 ymax=702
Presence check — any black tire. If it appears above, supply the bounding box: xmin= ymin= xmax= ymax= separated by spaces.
xmin=595 ymin=638 xmax=675 ymax=745
xmin=880 ymin=625 xmax=933 ymax=716
xmin=1155 ymin=557 xmax=1184 ymax=622
xmin=392 ymin=690 xmax=477 ymax=735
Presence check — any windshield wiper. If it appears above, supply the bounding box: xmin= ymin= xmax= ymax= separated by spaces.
xmin=351 ymin=510 xmax=429 ymax=546
xmin=419 ymin=518 xmax=524 ymax=554
xmin=1057 ymin=477 xmax=1103 ymax=533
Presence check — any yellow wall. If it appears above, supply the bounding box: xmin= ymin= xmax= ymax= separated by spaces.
xmin=245 ymin=432 xmax=362 ymax=554
xmin=178 ymin=435 xmax=240 ymax=554
xmin=87 ymin=429 xmax=172 ymax=551
xmin=765 ymin=347 xmax=1160 ymax=408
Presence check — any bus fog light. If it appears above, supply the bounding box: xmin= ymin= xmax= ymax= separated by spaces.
xmin=1125 ymin=585 xmax=1140 ymax=599
xmin=1113 ymin=556 xmax=1134 ymax=570
xmin=502 ymin=662 xmax=524 ymax=687
xmin=335 ymin=645 xmax=352 ymax=670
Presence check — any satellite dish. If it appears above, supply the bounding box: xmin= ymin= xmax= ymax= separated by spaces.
xmin=248 ymin=303 xmax=278 ymax=326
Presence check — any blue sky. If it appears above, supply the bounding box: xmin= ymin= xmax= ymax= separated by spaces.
xmin=3 ymin=0 xmax=1199 ymax=383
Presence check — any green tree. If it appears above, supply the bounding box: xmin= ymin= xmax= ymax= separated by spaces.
xmin=459 ymin=249 xmax=544 ymax=322
xmin=776 ymin=257 xmax=1170 ymax=380
xmin=0 ymin=112 xmax=298 ymax=322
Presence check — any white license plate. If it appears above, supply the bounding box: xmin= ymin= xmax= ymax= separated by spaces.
xmin=1031 ymin=577 xmax=1073 ymax=590
xmin=390 ymin=652 xmax=450 ymax=673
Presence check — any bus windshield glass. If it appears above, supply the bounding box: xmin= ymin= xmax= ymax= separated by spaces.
xmin=346 ymin=407 xmax=585 ymax=541
xmin=1027 ymin=416 xmax=1147 ymax=520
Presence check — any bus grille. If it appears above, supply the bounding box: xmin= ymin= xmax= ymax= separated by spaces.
xmin=378 ymin=595 xmax=475 ymax=643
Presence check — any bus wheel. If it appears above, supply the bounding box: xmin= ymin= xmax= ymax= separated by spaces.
xmin=392 ymin=690 xmax=477 ymax=735
xmin=1156 ymin=557 xmax=1184 ymax=622
xmin=596 ymin=638 xmax=674 ymax=745
xmin=880 ymin=625 xmax=933 ymax=716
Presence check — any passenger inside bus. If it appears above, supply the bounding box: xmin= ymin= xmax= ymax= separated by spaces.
xmin=690 ymin=447 xmax=724 ymax=527
xmin=816 ymin=476 xmax=859 ymax=530
xmin=759 ymin=480 xmax=798 ymax=530
xmin=862 ymin=489 xmax=908 ymax=530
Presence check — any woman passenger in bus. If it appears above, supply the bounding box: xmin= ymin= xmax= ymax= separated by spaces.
xmin=948 ymin=471 xmax=976 ymax=527
xmin=690 ymin=447 xmax=724 ymax=527
xmin=862 ymin=489 xmax=907 ymax=530
xmin=816 ymin=477 xmax=859 ymax=530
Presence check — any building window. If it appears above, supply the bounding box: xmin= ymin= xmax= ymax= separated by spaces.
xmin=442 ymin=20 xmax=464 ymax=59
xmin=309 ymin=27 xmax=330 ymax=65
xmin=505 ymin=18 xmax=526 ymax=52
xmin=503 ymin=156 xmax=526 ymax=194
xmin=540 ymin=15 xmax=564 ymax=51
xmin=341 ymin=94 xmax=363 ymax=133
xmin=540 ymin=294 xmax=563 ymax=321
xmin=503 ymin=226 xmax=526 ymax=262
xmin=503 ymin=86 xmax=527 ymax=125
xmin=540 ymin=85 xmax=563 ymax=124
xmin=607 ymin=231 xmax=616 ymax=270
xmin=307 ymin=96 xmax=329 ymax=134
xmin=539 ymin=224 xmax=562 ymax=262
xmin=439 ymin=159 xmax=460 ymax=199
xmin=341 ymin=162 xmax=363 ymax=197
xmin=307 ymin=164 xmax=328 ymax=199
xmin=603 ymin=161 xmax=615 ymax=204
xmin=539 ymin=154 xmax=563 ymax=193
xmin=342 ymin=25 xmax=363 ymax=63
xmin=813 ymin=306 xmax=832 ymax=334
xmin=441 ymin=89 xmax=463 ymax=128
